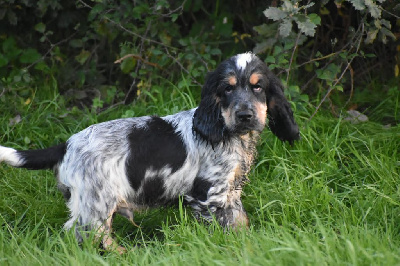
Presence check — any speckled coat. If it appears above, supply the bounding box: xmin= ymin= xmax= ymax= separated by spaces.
xmin=0 ymin=53 xmax=300 ymax=251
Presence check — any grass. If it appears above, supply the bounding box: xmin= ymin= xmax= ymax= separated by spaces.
xmin=0 ymin=82 xmax=399 ymax=265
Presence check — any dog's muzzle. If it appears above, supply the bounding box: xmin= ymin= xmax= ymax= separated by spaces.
xmin=236 ymin=109 xmax=253 ymax=123
xmin=233 ymin=107 xmax=264 ymax=134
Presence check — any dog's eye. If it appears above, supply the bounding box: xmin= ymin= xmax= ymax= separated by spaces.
xmin=252 ymin=85 xmax=262 ymax=93
xmin=225 ymin=86 xmax=234 ymax=95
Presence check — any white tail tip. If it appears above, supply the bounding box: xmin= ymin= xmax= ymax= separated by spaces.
xmin=0 ymin=146 xmax=24 ymax=167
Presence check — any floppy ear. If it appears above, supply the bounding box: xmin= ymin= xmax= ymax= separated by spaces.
xmin=193 ymin=71 xmax=225 ymax=145
xmin=266 ymin=73 xmax=300 ymax=144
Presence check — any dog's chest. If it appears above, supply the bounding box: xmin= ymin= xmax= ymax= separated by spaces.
xmin=197 ymin=138 xmax=255 ymax=185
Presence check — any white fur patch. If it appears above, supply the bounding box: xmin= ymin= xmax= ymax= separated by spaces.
xmin=235 ymin=52 xmax=254 ymax=70
xmin=0 ymin=145 xmax=24 ymax=167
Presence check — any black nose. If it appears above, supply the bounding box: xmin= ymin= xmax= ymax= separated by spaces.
xmin=236 ymin=110 xmax=253 ymax=122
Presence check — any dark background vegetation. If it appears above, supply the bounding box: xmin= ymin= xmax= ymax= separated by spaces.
xmin=0 ymin=0 xmax=399 ymax=122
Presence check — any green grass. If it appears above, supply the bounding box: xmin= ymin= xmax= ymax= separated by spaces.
xmin=1 ymin=82 xmax=399 ymax=265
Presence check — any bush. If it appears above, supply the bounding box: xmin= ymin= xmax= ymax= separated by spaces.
xmin=0 ymin=0 xmax=398 ymax=119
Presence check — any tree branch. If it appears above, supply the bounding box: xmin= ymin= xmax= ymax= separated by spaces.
xmin=114 ymin=54 xmax=161 ymax=69
xmin=308 ymin=22 xmax=364 ymax=121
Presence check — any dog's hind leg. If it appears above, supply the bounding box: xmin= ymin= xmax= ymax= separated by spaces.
xmin=64 ymin=211 xmax=126 ymax=253
xmin=63 ymin=188 xmax=127 ymax=253
xmin=97 ymin=209 xmax=127 ymax=254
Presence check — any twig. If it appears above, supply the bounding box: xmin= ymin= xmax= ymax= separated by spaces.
xmin=344 ymin=65 xmax=354 ymax=108
xmin=301 ymin=19 xmax=366 ymax=92
xmin=78 ymin=0 xmax=177 ymax=50
xmin=380 ymin=6 xmax=400 ymax=19
xmin=164 ymin=48 xmax=202 ymax=86
xmin=286 ymin=31 xmax=302 ymax=86
xmin=308 ymin=22 xmax=364 ymax=121
xmin=297 ymin=52 xmax=339 ymax=68
xmin=114 ymin=54 xmax=161 ymax=69
xmin=105 ymin=14 xmax=176 ymax=50
xmin=123 ymin=20 xmax=154 ymax=105
xmin=25 ymin=32 xmax=77 ymax=70
xmin=151 ymin=0 xmax=186 ymax=17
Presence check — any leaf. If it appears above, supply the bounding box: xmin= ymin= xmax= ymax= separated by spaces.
xmin=380 ymin=27 xmax=396 ymax=41
xmin=365 ymin=29 xmax=378 ymax=44
xmin=308 ymin=13 xmax=321 ymax=25
xmin=273 ymin=45 xmax=283 ymax=55
xmin=278 ymin=19 xmax=293 ymax=37
xmin=380 ymin=19 xmax=391 ymax=29
xmin=316 ymin=64 xmax=340 ymax=80
xmin=120 ymin=57 xmax=137 ymax=74
xmin=159 ymin=31 xmax=172 ymax=46
xmin=253 ymin=23 xmax=278 ymax=37
xmin=335 ymin=85 xmax=344 ymax=92
xmin=265 ymin=55 xmax=275 ymax=64
xmin=210 ymin=48 xmax=221 ymax=55
xmin=34 ymin=61 xmax=50 ymax=72
xmin=365 ymin=0 xmax=381 ymax=18
xmin=263 ymin=7 xmax=287 ymax=21
xmin=0 ymin=53 xmax=8 ymax=67
xmin=151 ymin=49 xmax=163 ymax=55
xmin=69 ymin=39 xmax=83 ymax=48
xmin=19 ymin=48 xmax=41 ymax=64
xmin=178 ymin=38 xmax=188 ymax=46
xmin=347 ymin=0 xmax=365 ymax=10
xmin=2 ymin=37 xmax=20 ymax=56
xmin=253 ymin=24 xmax=269 ymax=35
xmin=296 ymin=19 xmax=317 ymax=37
xmin=75 ymin=50 xmax=91 ymax=65
xmin=282 ymin=1 xmax=294 ymax=11
xmin=253 ymin=40 xmax=276 ymax=54
xmin=171 ymin=13 xmax=179 ymax=22
xmin=24 ymin=136 xmax=31 ymax=145
xmin=34 ymin=22 xmax=46 ymax=33
xmin=22 ymin=73 xmax=31 ymax=83
xmin=7 ymin=10 xmax=17 ymax=25
xmin=88 ymin=3 xmax=105 ymax=21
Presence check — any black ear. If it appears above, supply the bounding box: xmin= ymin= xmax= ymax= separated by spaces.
xmin=193 ymin=71 xmax=225 ymax=145
xmin=266 ymin=73 xmax=300 ymax=144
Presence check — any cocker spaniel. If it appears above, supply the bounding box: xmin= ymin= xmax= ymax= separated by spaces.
xmin=0 ymin=53 xmax=299 ymax=252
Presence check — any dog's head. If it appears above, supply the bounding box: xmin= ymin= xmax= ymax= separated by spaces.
xmin=193 ymin=53 xmax=300 ymax=145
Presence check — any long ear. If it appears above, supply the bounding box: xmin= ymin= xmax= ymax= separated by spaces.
xmin=193 ymin=71 xmax=225 ymax=144
xmin=266 ymin=73 xmax=300 ymax=144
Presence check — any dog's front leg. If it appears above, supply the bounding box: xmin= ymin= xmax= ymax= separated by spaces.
xmin=214 ymin=190 xmax=249 ymax=230
xmin=187 ymin=187 xmax=249 ymax=230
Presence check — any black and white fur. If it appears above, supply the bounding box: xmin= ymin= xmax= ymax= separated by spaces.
xmin=0 ymin=53 xmax=299 ymax=251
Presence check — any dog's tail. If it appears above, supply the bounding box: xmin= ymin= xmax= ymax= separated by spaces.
xmin=0 ymin=143 xmax=67 ymax=170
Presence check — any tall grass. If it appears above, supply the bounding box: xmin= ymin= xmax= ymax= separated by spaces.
xmin=0 ymin=82 xmax=399 ymax=265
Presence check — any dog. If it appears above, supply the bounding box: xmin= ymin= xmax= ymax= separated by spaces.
xmin=0 ymin=53 xmax=299 ymax=252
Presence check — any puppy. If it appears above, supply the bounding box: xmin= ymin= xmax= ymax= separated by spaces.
xmin=0 ymin=53 xmax=299 ymax=251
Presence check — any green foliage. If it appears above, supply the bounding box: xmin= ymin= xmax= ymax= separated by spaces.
xmin=254 ymin=0 xmax=398 ymax=115
xmin=0 ymin=0 xmax=398 ymax=117
xmin=263 ymin=1 xmax=320 ymax=37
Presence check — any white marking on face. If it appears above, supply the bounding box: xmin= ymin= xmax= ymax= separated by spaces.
xmin=235 ymin=52 xmax=254 ymax=70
